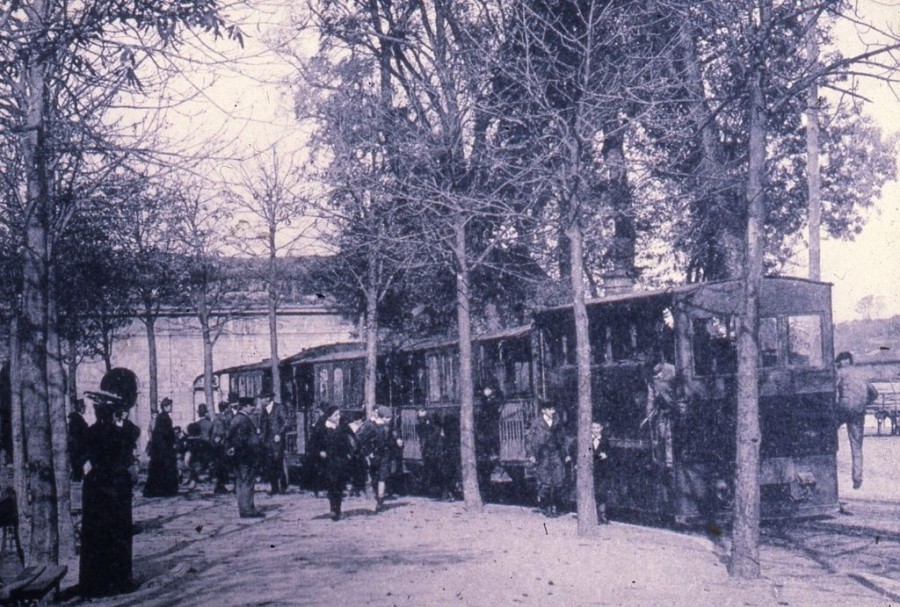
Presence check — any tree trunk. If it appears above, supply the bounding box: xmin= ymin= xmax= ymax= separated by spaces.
xmin=567 ymin=216 xmax=598 ymax=535
xmin=144 ymin=307 xmax=159 ymax=414
xmin=199 ymin=296 xmax=216 ymax=411
xmin=46 ymin=289 xmax=75 ymax=561
xmin=364 ymin=255 xmax=378 ymax=417
xmin=806 ymin=26 xmax=821 ymax=281
xmin=9 ymin=313 xmax=29 ymax=534
xmin=455 ymin=221 xmax=483 ymax=512
xmin=267 ymin=243 xmax=281 ymax=403
xmin=21 ymin=1 xmax=60 ymax=559
xmin=66 ymin=335 xmax=78 ymax=408
xmin=730 ymin=45 xmax=765 ymax=580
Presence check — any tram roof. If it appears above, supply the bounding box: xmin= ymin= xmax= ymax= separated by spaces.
xmin=281 ymin=342 xmax=366 ymax=365
xmin=397 ymin=325 xmax=531 ymax=353
xmin=535 ymin=276 xmax=831 ymax=315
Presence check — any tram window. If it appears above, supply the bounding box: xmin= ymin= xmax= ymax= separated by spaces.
xmin=318 ymin=368 xmax=329 ymax=401
xmin=513 ymin=361 xmax=530 ymax=395
xmin=759 ymin=317 xmax=778 ymax=368
xmin=427 ymin=355 xmax=440 ymax=402
xmin=610 ymin=319 xmax=636 ymax=361
xmin=333 ymin=368 xmax=344 ymax=406
xmin=787 ymin=315 xmax=823 ymax=367
xmin=693 ymin=316 xmax=737 ymax=376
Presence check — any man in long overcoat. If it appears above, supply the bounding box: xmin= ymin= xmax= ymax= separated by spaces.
xmin=526 ymin=400 xmax=569 ymax=517
xmin=210 ymin=400 xmax=233 ymax=494
xmin=226 ymin=397 xmax=263 ymax=518
xmin=261 ymin=393 xmax=291 ymax=494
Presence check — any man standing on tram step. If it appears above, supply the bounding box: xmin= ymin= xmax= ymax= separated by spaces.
xmin=226 ymin=397 xmax=264 ymax=518
xmin=357 ymin=406 xmax=404 ymax=512
xmin=526 ymin=400 xmax=570 ymax=517
xmin=591 ymin=421 xmax=611 ymax=524
xmin=210 ymin=401 xmax=233 ymax=494
xmin=416 ymin=408 xmax=449 ymax=499
xmin=835 ymin=351 xmax=879 ymax=490
xmin=261 ymin=391 xmax=291 ymax=495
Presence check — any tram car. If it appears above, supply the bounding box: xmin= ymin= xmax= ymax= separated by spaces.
xmin=532 ymin=276 xmax=838 ymax=523
xmin=393 ymin=326 xmax=535 ymax=488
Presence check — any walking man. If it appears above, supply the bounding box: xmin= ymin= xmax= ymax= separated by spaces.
xmin=226 ymin=397 xmax=263 ymax=518
xmin=261 ymin=392 xmax=290 ymax=494
xmin=357 ymin=406 xmax=403 ymax=512
xmin=210 ymin=401 xmax=233 ymax=494
xmin=835 ymin=351 xmax=878 ymax=490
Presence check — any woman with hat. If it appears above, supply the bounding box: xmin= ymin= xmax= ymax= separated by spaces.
xmin=309 ymin=405 xmax=355 ymax=520
xmin=80 ymin=368 xmax=141 ymax=598
xmin=143 ymin=397 xmax=179 ymax=497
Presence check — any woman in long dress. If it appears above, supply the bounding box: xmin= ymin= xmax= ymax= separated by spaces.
xmin=80 ymin=368 xmax=141 ymax=598
xmin=143 ymin=397 xmax=179 ymax=497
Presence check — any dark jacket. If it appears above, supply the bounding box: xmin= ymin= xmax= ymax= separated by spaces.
xmin=526 ymin=414 xmax=567 ymax=489
xmin=226 ymin=410 xmax=261 ymax=463
xmin=416 ymin=417 xmax=444 ymax=462
xmin=262 ymin=402 xmax=291 ymax=457
xmin=309 ymin=419 xmax=355 ymax=485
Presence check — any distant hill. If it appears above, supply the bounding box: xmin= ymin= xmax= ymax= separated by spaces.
xmin=834 ymin=316 xmax=900 ymax=363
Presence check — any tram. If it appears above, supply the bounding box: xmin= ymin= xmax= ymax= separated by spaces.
xmin=533 ymin=276 xmax=838 ymax=522
xmin=392 ymin=326 xmax=535 ymax=487
xmin=205 ymin=276 xmax=839 ymax=523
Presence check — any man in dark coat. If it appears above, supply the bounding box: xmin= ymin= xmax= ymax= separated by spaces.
xmin=143 ymin=397 xmax=179 ymax=497
xmin=68 ymin=398 xmax=89 ymax=482
xmin=80 ymin=368 xmax=141 ymax=598
xmin=356 ymin=406 xmax=403 ymax=512
xmin=526 ymin=400 xmax=569 ymax=517
xmin=210 ymin=400 xmax=233 ymax=494
xmin=183 ymin=403 xmax=213 ymax=487
xmin=309 ymin=405 xmax=355 ymax=520
xmin=261 ymin=392 xmax=290 ymax=494
xmin=416 ymin=408 xmax=450 ymax=500
xmin=226 ymin=397 xmax=263 ymax=518
xmin=591 ymin=421 xmax=611 ymax=524
xmin=835 ymin=351 xmax=879 ymax=490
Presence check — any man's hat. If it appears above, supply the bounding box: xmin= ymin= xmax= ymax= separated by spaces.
xmin=198 ymin=403 xmax=208 ymax=415
xmin=377 ymin=405 xmax=392 ymax=419
xmin=237 ymin=396 xmax=255 ymax=408
xmin=538 ymin=399 xmax=555 ymax=410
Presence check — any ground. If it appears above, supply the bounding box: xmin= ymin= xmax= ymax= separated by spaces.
xmin=9 ymin=426 xmax=900 ymax=606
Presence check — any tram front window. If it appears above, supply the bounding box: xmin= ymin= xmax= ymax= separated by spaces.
xmin=693 ymin=316 xmax=737 ymax=376
xmin=787 ymin=315 xmax=823 ymax=367
xmin=760 ymin=317 xmax=778 ymax=368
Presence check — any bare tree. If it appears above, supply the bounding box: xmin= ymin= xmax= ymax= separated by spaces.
xmin=171 ymin=185 xmax=240 ymax=413
xmin=226 ymin=149 xmax=312 ymax=404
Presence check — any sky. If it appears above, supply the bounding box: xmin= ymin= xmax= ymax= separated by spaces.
xmin=149 ymin=0 xmax=900 ymax=324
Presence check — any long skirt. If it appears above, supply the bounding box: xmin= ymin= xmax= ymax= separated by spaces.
xmin=80 ymin=470 xmax=134 ymax=597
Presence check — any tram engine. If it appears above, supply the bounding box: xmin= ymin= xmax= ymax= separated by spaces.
xmin=533 ymin=277 xmax=838 ymax=523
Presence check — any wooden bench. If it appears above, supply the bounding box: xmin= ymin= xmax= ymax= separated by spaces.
xmin=0 ymin=564 xmax=68 ymax=606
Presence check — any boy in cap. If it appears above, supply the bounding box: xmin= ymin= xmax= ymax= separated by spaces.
xmin=356 ymin=406 xmax=403 ymax=512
